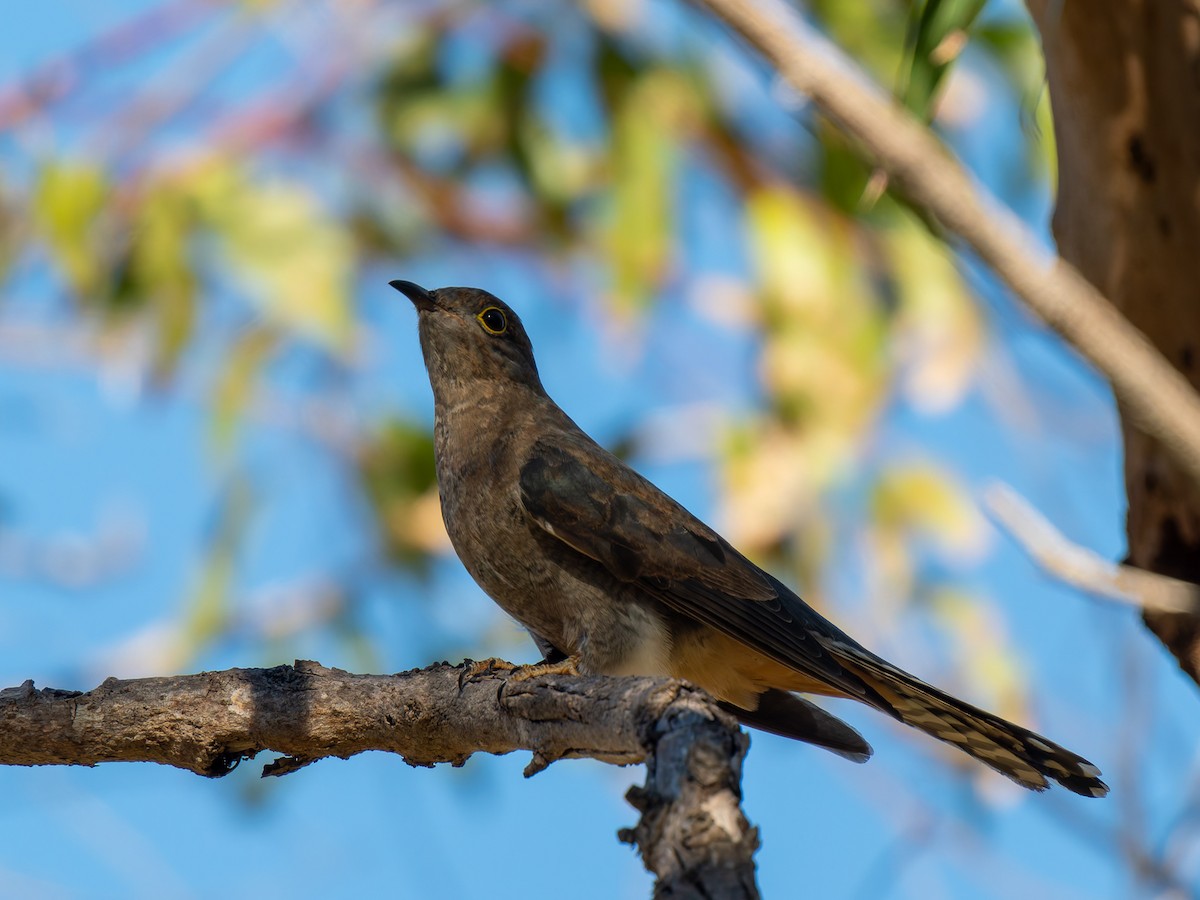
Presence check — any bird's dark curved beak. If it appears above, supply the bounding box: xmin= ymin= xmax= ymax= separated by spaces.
xmin=389 ymin=279 xmax=437 ymax=312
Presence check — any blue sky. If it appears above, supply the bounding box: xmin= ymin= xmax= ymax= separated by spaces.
xmin=2 ymin=3 xmax=1197 ymax=898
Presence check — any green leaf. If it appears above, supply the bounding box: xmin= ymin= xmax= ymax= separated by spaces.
xmin=192 ymin=162 xmax=354 ymax=353
xmin=884 ymin=216 xmax=982 ymax=413
xmin=32 ymin=160 xmax=110 ymax=298
xmin=870 ymin=462 xmax=986 ymax=559
xmin=929 ymin=587 xmax=1029 ymax=723
xmin=131 ymin=180 xmax=198 ymax=378
xmin=178 ymin=477 xmax=254 ymax=661
xmin=210 ymin=325 xmax=277 ymax=452
xmin=606 ymin=70 xmax=692 ymax=313
xmin=358 ymin=419 xmax=446 ymax=570
xmin=896 ymin=0 xmax=987 ymax=123
xmin=0 ymin=180 xmax=16 ymax=294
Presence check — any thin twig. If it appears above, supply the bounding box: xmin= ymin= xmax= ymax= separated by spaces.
xmin=983 ymin=482 xmax=1200 ymax=614
xmin=0 ymin=0 xmax=222 ymax=129
xmin=693 ymin=0 xmax=1200 ymax=494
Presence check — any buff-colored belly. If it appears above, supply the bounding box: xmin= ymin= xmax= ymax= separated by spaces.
xmin=667 ymin=626 xmax=848 ymax=710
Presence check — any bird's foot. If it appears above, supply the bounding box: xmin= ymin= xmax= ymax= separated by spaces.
xmin=506 ymin=655 xmax=582 ymax=683
xmin=458 ymin=657 xmax=518 ymax=690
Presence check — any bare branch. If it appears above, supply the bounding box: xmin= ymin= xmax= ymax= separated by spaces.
xmin=621 ymin=696 xmax=760 ymax=899
xmin=0 ymin=659 xmax=663 ymax=774
xmin=0 ymin=660 xmax=759 ymax=896
xmin=692 ymin=0 xmax=1200 ymax=495
xmin=983 ymin=482 xmax=1200 ymax=615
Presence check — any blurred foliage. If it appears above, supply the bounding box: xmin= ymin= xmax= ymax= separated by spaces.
xmin=0 ymin=0 xmax=1053 ymax=722
xmin=191 ymin=162 xmax=355 ymax=353
xmin=33 ymin=161 xmax=111 ymax=301
xmin=27 ymin=156 xmax=353 ymax=377
xmin=359 ymin=419 xmax=447 ymax=570
xmin=211 ymin=325 xmax=277 ymax=449
xmin=126 ymin=173 xmax=198 ymax=376
xmin=896 ymin=0 xmax=987 ymax=124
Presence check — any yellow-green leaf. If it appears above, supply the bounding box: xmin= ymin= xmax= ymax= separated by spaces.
xmin=210 ymin=325 xmax=277 ymax=452
xmin=174 ymin=478 xmax=254 ymax=667
xmin=359 ymin=420 xmax=449 ymax=569
xmin=885 ymin=217 xmax=983 ymax=413
xmin=132 ymin=180 xmax=198 ymax=378
xmin=192 ymin=162 xmax=354 ymax=353
xmin=32 ymin=161 xmax=109 ymax=298
xmin=605 ymin=71 xmax=695 ymax=313
xmin=930 ymin=587 xmax=1029 ymax=723
xmin=746 ymin=187 xmax=888 ymax=444
xmin=871 ymin=462 xmax=987 ymax=560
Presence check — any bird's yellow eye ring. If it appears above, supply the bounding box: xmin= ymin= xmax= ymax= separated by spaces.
xmin=478 ymin=306 xmax=508 ymax=335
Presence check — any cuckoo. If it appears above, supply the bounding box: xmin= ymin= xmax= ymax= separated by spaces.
xmin=392 ymin=279 xmax=1107 ymax=797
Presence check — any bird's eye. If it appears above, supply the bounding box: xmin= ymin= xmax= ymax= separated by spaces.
xmin=478 ymin=306 xmax=508 ymax=335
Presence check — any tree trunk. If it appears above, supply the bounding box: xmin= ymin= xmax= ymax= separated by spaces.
xmin=1029 ymin=0 xmax=1200 ymax=683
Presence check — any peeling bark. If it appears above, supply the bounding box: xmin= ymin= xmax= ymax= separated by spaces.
xmin=1029 ymin=0 xmax=1200 ymax=683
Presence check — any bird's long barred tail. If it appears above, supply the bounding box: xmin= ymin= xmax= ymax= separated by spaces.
xmin=844 ymin=654 xmax=1108 ymax=797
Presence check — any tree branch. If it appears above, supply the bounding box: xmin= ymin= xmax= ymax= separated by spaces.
xmin=983 ymin=482 xmax=1200 ymax=615
xmin=621 ymin=693 xmax=760 ymax=900
xmin=692 ymin=0 xmax=1200 ymax=495
xmin=0 ymin=659 xmax=759 ymax=896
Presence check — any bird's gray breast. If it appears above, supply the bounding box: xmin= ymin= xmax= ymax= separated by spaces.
xmin=431 ymin=398 xmax=672 ymax=675
xmin=433 ymin=402 xmax=572 ymax=638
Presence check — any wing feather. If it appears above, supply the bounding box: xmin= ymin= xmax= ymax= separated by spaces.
xmin=519 ymin=437 xmax=884 ymax=703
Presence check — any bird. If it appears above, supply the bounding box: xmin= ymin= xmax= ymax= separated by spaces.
xmin=391 ymin=279 xmax=1108 ymax=798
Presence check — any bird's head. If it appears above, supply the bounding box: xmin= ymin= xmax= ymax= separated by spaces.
xmin=390 ymin=280 xmax=544 ymax=401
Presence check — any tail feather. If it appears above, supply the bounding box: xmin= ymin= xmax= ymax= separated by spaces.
xmin=721 ymin=689 xmax=873 ymax=763
xmin=839 ymin=651 xmax=1108 ymax=798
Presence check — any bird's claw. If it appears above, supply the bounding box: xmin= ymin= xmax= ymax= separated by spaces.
xmin=458 ymin=655 xmax=582 ymax=694
xmin=458 ymin=657 xmax=517 ymax=691
xmin=505 ymin=655 xmax=582 ymax=683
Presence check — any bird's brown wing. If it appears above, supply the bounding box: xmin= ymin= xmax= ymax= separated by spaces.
xmin=518 ymin=435 xmax=885 ymax=705
xmin=519 ymin=434 xmax=1109 ymax=797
